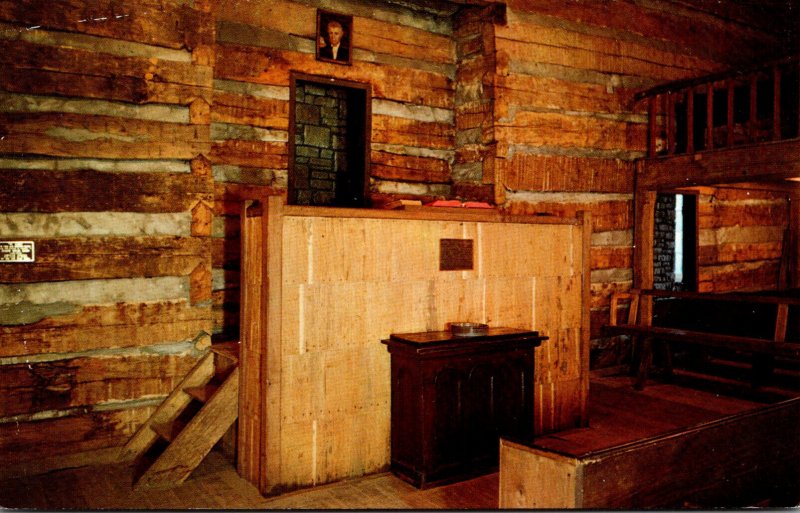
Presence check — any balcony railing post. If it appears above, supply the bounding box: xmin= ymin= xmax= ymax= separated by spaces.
xmin=773 ymin=66 xmax=782 ymax=141
xmin=686 ymin=88 xmax=695 ymax=154
xmin=726 ymin=79 xmax=735 ymax=147
xmin=637 ymin=55 xmax=799 ymax=157
xmin=706 ymin=84 xmax=714 ymax=150
xmin=648 ymin=95 xmax=657 ymax=157
xmin=667 ymin=92 xmax=676 ymax=154
xmin=749 ymin=75 xmax=758 ymax=142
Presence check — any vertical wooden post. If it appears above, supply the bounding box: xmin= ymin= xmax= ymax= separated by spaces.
xmin=239 ymin=199 xmax=265 ymax=487
xmin=633 ymin=177 xmax=656 ymax=325
xmin=749 ymin=75 xmax=758 ymax=142
xmin=726 ymin=79 xmax=734 ymax=147
xmin=775 ymin=303 xmax=789 ymax=343
xmin=686 ymin=88 xmax=695 ymax=154
xmin=648 ymin=96 xmax=657 ymax=157
xmin=705 ymin=84 xmax=714 ymax=149
xmin=262 ymin=195 xmax=285 ymax=495
xmin=773 ymin=66 xmax=782 ymax=141
xmin=237 ymin=196 xmax=285 ymax=496
xmin=666 ymin=93 xmax=676 ymax=154
xmin=791 ymin=194 xmax=800 ymax=289
xmin=577 ymin=210 xmax=592 ymax=428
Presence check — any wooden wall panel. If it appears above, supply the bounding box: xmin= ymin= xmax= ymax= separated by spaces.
xmin=242 ymin=204 xmax=589 ymax=494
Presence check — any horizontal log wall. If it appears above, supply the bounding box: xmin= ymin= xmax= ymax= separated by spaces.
xmin=494 ymin=0 xmax=787 ymax=368
xmin=694 ymin=186 xmax=790 ymax=293
xmin=0 ymin=0 xmax=214 ymax=477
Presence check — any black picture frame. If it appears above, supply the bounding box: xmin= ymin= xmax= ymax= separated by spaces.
xmin=316 ymin=10 xmax=352 ymax=65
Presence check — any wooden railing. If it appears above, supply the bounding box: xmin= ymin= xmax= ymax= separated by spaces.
xmin=636 ymin=55 xmax=800 ymax=158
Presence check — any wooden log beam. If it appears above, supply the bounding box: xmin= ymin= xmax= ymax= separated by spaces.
xmin=370 ymin=151 xmax=451 ymax=183
xmin=0 ymin=353 xmax=199 ymax=418
xmin=0 ymin=0 xmax=214 ymax=50
xmin=0 ymin=300 xmax=210 ymax=358
xmin=0 ymin=39 xmax=212 ymax=104
xmin=0 ymin=169 xmax=211 ymax=212
xmin=0 ymin=237 xmax=209 ymax=283
xmin=0 ymin=112 xmax=210 ymax=159
xmin=494 ymin=75 xmax=634 ymax=117
xmin=372 ymin=116 xmax=454 ymax=150
xmin=494 ymin=112 xmax=647 ymax=152
xmin=503 ymin=0 xmax=781 ymax=67
xmin=638 ymin=139 xmax=800 ymax=189
xmin=497 ymin=154 xmax=633 ymax=193
xmin=210 ymin=140 xmax=288 ymax=169
xmin=214 ymin=44 xmax=453 ymax=109
xmin=212 ymin=92 xmax=289 ymax=129
xmin=503 ymin=199 xmax=632 ymax=233
xmin=0 ymin=405 xmax=156 ymax=478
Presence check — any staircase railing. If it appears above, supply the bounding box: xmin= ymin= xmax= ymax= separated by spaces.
xmin=636 ymin=55 xmax=800 ymax=158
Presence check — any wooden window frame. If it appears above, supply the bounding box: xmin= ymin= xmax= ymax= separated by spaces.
xmin=288 ymin=72 xmax=372 ymax=207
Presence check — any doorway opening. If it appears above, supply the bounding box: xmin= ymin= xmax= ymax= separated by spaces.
xmin=653 ymin=192 xmax=698 ymax=291
xmin=289 ymin=74 xmax=371 ymax=207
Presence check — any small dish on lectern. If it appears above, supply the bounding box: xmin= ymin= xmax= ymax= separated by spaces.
xmin=449 ymin=322 xmax=489 ymax=337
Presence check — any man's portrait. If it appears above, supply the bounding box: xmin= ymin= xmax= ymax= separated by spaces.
xmin=316 ymin=11 xmax=352 ymax=65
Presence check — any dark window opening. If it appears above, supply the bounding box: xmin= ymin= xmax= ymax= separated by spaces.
xmin=289 ymin=76 xmax=370 ymax=207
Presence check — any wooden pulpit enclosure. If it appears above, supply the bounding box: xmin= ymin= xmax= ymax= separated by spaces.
xmin=238 ymin=196 xmax=591 ymax=495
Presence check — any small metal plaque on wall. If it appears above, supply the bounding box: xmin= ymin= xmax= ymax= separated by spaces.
xmin=440 ymin=239 xmax=473 ymax=271
xmin=0 ymin=241 xmax=35 ymax=263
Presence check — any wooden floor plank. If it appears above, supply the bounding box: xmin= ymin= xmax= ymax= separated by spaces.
xmin=2 ymin=375 xmax=793 ymax=510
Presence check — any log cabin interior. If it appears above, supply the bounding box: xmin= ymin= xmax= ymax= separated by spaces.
xmin=1 ymin=0 xmax=800 ymax=509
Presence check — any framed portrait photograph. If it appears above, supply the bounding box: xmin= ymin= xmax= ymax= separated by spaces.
xmin=316 ymin=10 xmax=353 ymax=65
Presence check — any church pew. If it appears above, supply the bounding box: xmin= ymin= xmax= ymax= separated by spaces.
xmin=604 ymin=289 xmax=800 ymax=390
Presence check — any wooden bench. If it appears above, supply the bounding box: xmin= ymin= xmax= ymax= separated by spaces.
xmin=604 ymin=289 xmax=800 ymax=390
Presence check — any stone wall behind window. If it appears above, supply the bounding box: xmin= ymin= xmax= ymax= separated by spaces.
xmin=293 ymin=81 xmax=349 ymax=206
xmin=654 ymin=193 xmax=676 ymax=290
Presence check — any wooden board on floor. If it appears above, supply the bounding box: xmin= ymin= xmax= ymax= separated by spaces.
xmin=499 ymin=382 xmax=800 ymax=509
